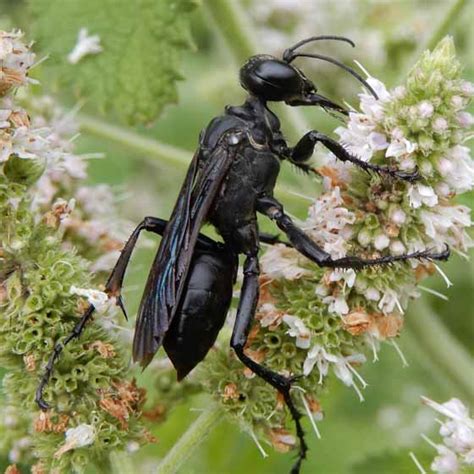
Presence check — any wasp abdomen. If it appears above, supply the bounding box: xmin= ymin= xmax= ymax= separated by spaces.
xmin=162 ymin=249 xmax=236 ymax=380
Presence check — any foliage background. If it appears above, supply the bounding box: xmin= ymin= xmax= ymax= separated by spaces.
xmin=0 ymin=0 xmax=472 ymax=472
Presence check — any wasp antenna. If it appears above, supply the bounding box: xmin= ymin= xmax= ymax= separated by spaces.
xmin=287 ymin=52 xmax=379 ymax=99
xmin=283 ymin=35 xmax=355 ymax=62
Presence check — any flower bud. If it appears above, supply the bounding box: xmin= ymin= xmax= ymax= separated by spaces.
xmin=4 ymin=154 xmax=45 ymax=186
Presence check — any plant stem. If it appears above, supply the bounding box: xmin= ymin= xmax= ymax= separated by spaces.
xmin=401 ymin=0 xmax=468 ymax=76
xmin=78 ymin=114 xmax=191 ymax=168
xmin=156 ymin=404 xmax=224 ymax=474
xmin=405 ymin=300 xmax=474 ymax=402
xmin=203 ymin=0 xmax=310 ymax=138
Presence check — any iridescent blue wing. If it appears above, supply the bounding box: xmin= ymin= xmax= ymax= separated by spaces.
xmin=132 ymin=132 xmax=243 ymax=367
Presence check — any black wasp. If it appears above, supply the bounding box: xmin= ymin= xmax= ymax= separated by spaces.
xmin=36 ymin=35 xmax=449 ymax=473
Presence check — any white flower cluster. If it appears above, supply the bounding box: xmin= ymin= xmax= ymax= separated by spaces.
xmin=335 ymin=59 xmax=473 ymax=256
xmin=0 ymin=30 xmax=36 ymax=95
xmin=417 ymin=397 xmax=474 ymax=473
xmin=305 ymin=186 xmax=356 ymax=259
xmin=336 ymin=77 xmax=395 ymax=163
xmin=0 ymin=30 xmax=132 ymax=273
xmin=256 ymin=39 xmax=472 ymax=408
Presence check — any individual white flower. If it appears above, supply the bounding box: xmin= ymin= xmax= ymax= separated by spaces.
xmin=303 ymin=344 xmax=329 ymax=381
xmin=260 ymin=244 xmax=311 ymax=280
xmin=67 ymin=28 xmax=103 ymax=64
xmin=386 ymin=128 xmax=417 ymax=158
xmin=70 ymin=285 xmax=109 ymax=310
xmin=0 ymin=108 xmax=10 ymax=128
xmin=390 ymin=240 xmax=406 ymax=255
xmin=324 ymin=352 xmax=367 ymax=401
xmin=389 ymin=207 xmax=407 ymax=225
xmin=357 ymin=228 xmax=372 ymax=247
xmin=460 ymin=80 xmax=474 ymax=96
xmin=450 ymin=95 xmax=465 ymax=110
xmin=59 ymin=154 xmax=88 ymax=180
xmin=399 ymin=155 xmax=417 ymax=171
xmin=282 ymin=314 xmax=311 ymax=349
xmin=126 ymin=441 xmax=140 ymax=453
xmin=329 ymin=268 xmax=356 ymax=288
xmin=433 ymin=117 xmax=449 ymax=133
xmin=322 ymin=293 xmax=349 ymax=315
xmin=439 ymin=146 xmax=474 ymax=193
xmin=431 ymin=445 xmax=459 ymax=473
xmin=364 ymin=287 xmax=380 ymax=301
xmin=359 ymin=77 xmax=391 ymax=122
xmin=456 ymin=111 xmax=474 ymax=128
xmin=408 ymin=184 xmax=438 ymax=209
xmin=373 ymin=233 xmax=390 ymax=251
xmin=392 ymin=85 xmax=406 ymax=99
xmin=325 ymin=352 xmax=366 ymax=385
xmin=418 ymin=100 xmax=434 ymax=118
xmin=54 ymin=424 xmax=96 ymax=458
xmin=378 ymin=288 xmax=401 ymax=314
xmin=335 ymin=116 xmax=388 ymax=162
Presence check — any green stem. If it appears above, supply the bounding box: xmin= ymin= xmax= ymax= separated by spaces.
xmin=78 ymin=114 xmax=191 ymax=168
xmin=156 ymin=404 xmax=224 ymax=474
xmin=401 ymin=0 xmax=468 ymax=76
xmin=405 ymin=300 xmax=474 ymax=402
xmin=203 ymin=0 xmax=310 ymax=138
xmin=203 ymin=0 xmax=256 ymax=61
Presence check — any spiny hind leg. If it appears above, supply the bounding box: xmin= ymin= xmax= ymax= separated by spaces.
xmin=230 ymin=249 xmax=307 ymax=473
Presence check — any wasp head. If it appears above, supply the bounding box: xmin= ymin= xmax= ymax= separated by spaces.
xmin=239 ymin=35 xmax=380 ymax=117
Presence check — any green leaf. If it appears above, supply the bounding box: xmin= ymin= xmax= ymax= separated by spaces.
xmin=29 ymin=0 xmax=197 ymax=124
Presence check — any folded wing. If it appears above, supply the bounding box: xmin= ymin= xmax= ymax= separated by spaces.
xmin=132 ymin=131 xmax=244 ymax=367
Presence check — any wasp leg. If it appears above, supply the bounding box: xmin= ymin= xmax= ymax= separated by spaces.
xmin=257 ymin=196 xmax=450 ymax=269
xmin=258 ymin=231 xmax=290 ymax=247
xmin=35 ymin=216 xmax=222 ymax=410
xmin=290 ymin=130 xmax=420 ymax=182
xmin=106 ymin=216 xmax=168 ymax=319
xmin=106 ymin=216 xmax=218 ymax=318
xmin=231 ymin=252 xmax=308 ymax=474
xmin=35 ymin=305 xmax=95 ymax=410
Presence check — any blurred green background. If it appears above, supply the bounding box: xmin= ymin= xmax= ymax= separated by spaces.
xmin=1 ymin=0 xmax=473 ymax=473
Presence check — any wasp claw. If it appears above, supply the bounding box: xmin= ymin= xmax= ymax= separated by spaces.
xmin=392 ymin=166 xmax=421 ymax=183
xmin=289 ymin=374 xmax=304 ymax=384
xmin=116 ymin=294 xmax=128 ymax=321
xmin=35 ymin=392 xmax=50 ymax=411
xmin=427 ymin=244 xmax=450 ymax=261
